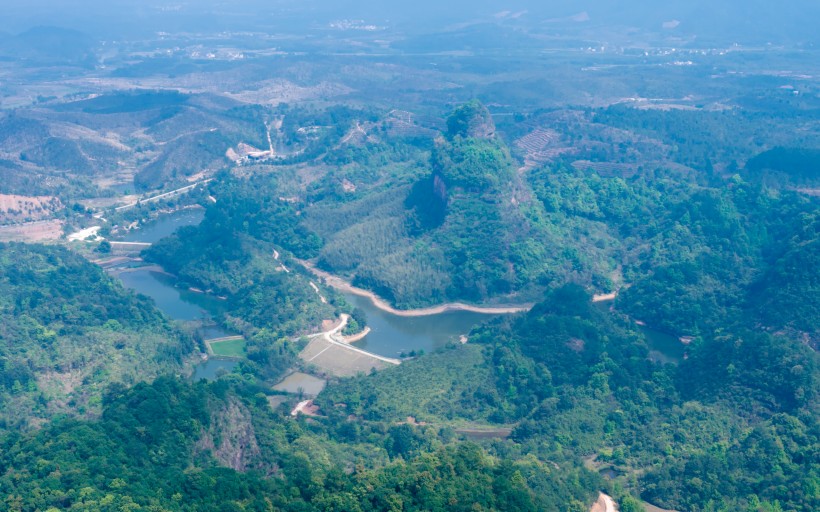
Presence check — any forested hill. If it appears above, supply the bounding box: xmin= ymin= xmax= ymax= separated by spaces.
xmin=146 ymin=102 xmax=819 ymax=350
xmin=0 ymin=376 xmax=600 ymax=511
xmin=320 ymin=284 xmax=819 ymax=511
xmin=0 ymin=243 xmax=193 ymax=430
xmin=3 ymin=100 xmax=814 ymax=512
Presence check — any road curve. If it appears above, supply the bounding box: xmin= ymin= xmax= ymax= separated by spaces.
xmin=296 ymin=259 xmax=533 ymax=317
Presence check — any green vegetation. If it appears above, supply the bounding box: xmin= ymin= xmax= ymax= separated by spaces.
xmin=593 ymin=105 xmax=820 ymax=172
xmin=321 ymin=284 xmax=819 ymax=511
xmin=2 ymin=8 xmax=819 ymax=510
xmin=0 ymin=376 xmax=600 ymax=512
xmin=321 ymin=343 xmax=501 ymax=424
xmin=2 ymin=92 xmax=818 ymax=511
xmin=169 ymin=102 xmax=819 ymax=340
xmin=114 ymin=102 xmax=820 ymax=510
xmin=208 ymin=338 xmax=246 ymax=358
xmin=0 ymin=243 xmax=193 ymax=431
xmin=142 ymin=178 xmax=347 ymax=381
xmin=745 ymin=147 xmax=820 ymax=186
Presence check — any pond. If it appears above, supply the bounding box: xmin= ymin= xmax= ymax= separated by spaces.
xmin=639 ymin=324 xmax=686 ymax=364
xmin=343 ymin=293 xmax=502 ymax=359
xmin=594 ymin=301 xmax=685 ymax=364
xmin=192 ymin=359 xmax=238 ymax=381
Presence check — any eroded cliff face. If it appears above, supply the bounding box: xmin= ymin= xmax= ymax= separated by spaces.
xmin=197 ymin=397 xmax=261 ymax=472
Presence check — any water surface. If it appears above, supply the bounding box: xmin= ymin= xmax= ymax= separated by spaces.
xmin=114 ymin=208 xmax=242 ymax=381
xmin=639 ymin=324 xmax=685 ymax=364
xmin=121 ymin=208 xmax=204 ymax=243
xmin=118 ymin=269 xmax=227 ymax=321
xmin=193 ymin=359 xmax=238 ymax=381
xmin=593 ymin=301 xmax=685 ymax=364
xmin=344 ymin=293 xmax=501 ymax=358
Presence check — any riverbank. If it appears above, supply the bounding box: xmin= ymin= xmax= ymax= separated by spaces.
xmin=108 ymin=264 xmax=172 ymax=277
xmin=297 ymin=259 xmax=533 ymax=317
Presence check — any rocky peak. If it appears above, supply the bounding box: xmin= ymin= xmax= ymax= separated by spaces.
xmin=446 ymin=100 xmax=495 ymax=140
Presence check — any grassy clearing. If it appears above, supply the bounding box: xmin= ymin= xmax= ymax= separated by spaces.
xmin=208 ymin=338 xmax=246 ymax=358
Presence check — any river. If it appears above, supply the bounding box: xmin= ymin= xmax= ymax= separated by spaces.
xmin=114 ymin=209 xmax=683 ymax=378
xmin=114 ymin=209 xmax=238 ymax=379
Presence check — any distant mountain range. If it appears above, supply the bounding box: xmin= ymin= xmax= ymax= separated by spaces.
xmin=1 ymin=1 xmax=818 ymax=45
xmin=0 ymin=26 xmax=97 ymax=66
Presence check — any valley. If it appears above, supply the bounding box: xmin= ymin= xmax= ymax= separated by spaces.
xmin=0 ymin=2 xmax=817 ymax=511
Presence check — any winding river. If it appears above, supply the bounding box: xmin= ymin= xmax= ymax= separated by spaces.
xmin=112 ymin=209 xmax=685 ymax=381
xmin=113 ymin=209 xmax=238 ymax=379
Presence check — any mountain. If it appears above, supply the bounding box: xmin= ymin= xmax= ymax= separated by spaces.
xmin=2 ymin=1 xmax=818 ymax=44
xmin=0 ymin=26 xmax=97 ymax=66
xmin=0 ymin=91 xmax=269 ymax=196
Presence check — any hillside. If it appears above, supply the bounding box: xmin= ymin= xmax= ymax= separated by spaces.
xmin=0 ymin=376 xmax=600 ymax=511
xmin=0 ymin=91 xmax=269 ymax=198
xmin=172 ymin=101 xmax=820 ymax=342
xmin=0 ymin=4 xmax=817 ymax=511
xmin=0 ymin=243 xmax=193 ymax=430
xmin=320 ymin=284 xmax=819 ymax=511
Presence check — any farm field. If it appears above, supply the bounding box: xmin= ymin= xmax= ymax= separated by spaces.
xmin=207 ymin=338 xmax=246 ymax=358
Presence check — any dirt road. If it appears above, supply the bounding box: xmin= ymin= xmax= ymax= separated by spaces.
xmin=590 ymin=493 xmax=617 ymax=512
xmin=298 ymin=313 xmax=398 ymax=376
xmin=297 ymin=260 xmax=533 ymax=317
xmin=592 ymin=292 xmax=617 ymax=302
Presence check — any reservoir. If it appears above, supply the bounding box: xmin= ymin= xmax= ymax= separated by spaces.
xmin=118 ymin=269 xmax=228 ymax=322
xmin=121 ymin=208 xmax=205 ymax=243
xmin=113 ymin=208 xmax=238 ymax=379
xmin=117 ymin=268 xmax=238 ymax=379
xmin=343 ymin=293 xmax=685 ymax=365
xmin=115 ymin=208 xmax=226 ymax=323
xmin=343 ymin=293 xmax=502 ymax=358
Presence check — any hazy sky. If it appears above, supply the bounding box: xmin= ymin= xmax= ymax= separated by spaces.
xmin=1 ymin=0 xmax=818 ymax=45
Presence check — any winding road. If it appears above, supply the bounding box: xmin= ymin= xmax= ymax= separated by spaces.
xmin=296 ymin=259 xmax=533 ymax=317
xmin=306 ymin=314 xmax=400 ymax=365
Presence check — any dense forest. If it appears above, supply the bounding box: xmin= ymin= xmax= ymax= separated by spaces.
xmin=1 ymin=96 xmax=817 ymax=511
xmin=145 ymin=102 xmax=819 ymax=349
xmin=0 ymin=376 xmax=600 ymax=512
xmin=142 ymin=181 xmax=348 ymax=382
xmin=2 ymin=0 xmax=819 ymax=508
xmin=321 ymin=284 xmax=819 ymax=511
xmin=118 ymin=100 xmax=818 ymax=511
xmin=0 ymin=243 xmax=193 ymax=431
